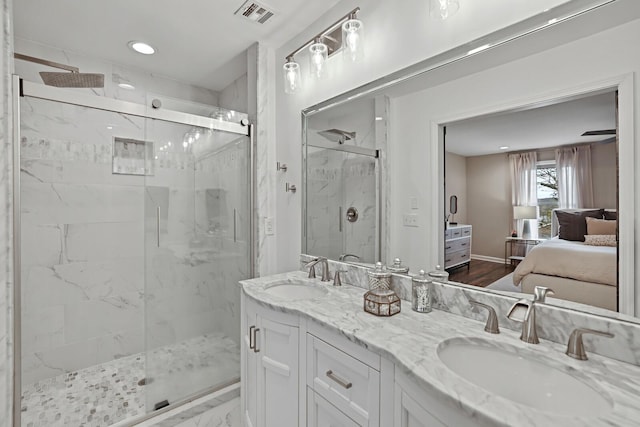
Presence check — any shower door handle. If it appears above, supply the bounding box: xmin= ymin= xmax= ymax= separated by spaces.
xmin=233 ymin=208 xmax=237 ymax=243
xmin=156 ymin=206 xmax=161 ymax=248
xmin=339 ymin=206 xmax=343 ymax=232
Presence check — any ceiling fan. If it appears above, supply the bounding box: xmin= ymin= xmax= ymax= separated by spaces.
xmin=581 ymin=129 xmax=616 ymax=144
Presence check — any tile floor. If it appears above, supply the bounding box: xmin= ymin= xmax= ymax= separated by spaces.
xmin=21 ymin=333 xmax=240 ymax=427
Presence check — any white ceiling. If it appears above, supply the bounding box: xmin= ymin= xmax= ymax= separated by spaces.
xmin=13 ymin=0 xmax=342 ymax=91
xmin=446 ymin=91 xmax=617 ymax=157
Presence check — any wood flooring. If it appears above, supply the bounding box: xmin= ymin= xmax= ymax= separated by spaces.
xmin=447 ymin=259 xmax=515 ymax=288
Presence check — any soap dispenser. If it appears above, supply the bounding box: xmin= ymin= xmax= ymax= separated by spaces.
xmin=412 ymin=270 xmax=432 ymax=313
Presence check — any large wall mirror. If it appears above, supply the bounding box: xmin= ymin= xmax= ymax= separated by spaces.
xmin=302 ymin=0 xmax=640 ymax=321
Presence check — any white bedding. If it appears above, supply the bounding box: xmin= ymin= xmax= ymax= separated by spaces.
xmin=513 ymin=237 xmax=617 ymax=287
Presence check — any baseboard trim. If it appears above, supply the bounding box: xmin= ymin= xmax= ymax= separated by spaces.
xmin=471 ymin=254 xmax=504 ymax=264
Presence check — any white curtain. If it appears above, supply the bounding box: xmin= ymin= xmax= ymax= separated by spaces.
xmin=509 ymin=152 xmax=538 ymax=238
xmin=555 ymin=145 xmax=594 ymax=209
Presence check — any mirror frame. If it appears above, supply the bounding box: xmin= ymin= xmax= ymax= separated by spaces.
xmin=301 ymin=0 xmax=638 ymax=319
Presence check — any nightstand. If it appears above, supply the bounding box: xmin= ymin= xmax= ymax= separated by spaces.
xmin=504 ymin=237 xmax=545 ymax=265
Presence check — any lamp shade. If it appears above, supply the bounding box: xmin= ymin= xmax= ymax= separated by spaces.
xmin=513 ymin=205 xmax=538 ymax=220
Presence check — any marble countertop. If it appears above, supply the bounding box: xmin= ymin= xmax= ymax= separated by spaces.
xmin=240 ymin=271 xmax=640 ymax=427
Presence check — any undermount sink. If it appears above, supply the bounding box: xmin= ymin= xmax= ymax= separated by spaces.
xmin=264 ymin=280 xmax=328 ymax=300
xmin=437 ymin=337 xmax=613 ymax=418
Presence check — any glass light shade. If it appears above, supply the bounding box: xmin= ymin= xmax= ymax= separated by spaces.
xmin=308 ymin=42 xmax=328 ymax=79
xmin=430 ymin=0 xmax=460 ymax=20
xmin=342 ymin=19 xmax=364 ymax=62
xmin=283 ymin=60 xmax=301 ymax=94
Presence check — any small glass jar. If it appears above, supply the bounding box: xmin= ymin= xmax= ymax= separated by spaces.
xmin=387 ymin=257 xmax=409 ymax=274
xmin=364 ymin=289 xmax=401 ymax=317
xmin=428 ymin=264 xmax=449 ymax=283
xmin=412 ymin=269 xmax=432 ymax=313
xmin=368 ymin=261 xmax=391 ymax=291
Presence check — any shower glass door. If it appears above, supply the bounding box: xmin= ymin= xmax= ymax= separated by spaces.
xmin=304 ymin=145 xmax=379 ymax=263
xmin=143 ymin=115 xmax=250 ymax=409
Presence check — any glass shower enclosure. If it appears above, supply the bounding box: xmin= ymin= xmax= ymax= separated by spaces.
xmin=15 ymin=77 xmax=252 ymax=426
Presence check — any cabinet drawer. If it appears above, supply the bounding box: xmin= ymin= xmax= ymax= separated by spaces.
xmin=449 ymin=228 xmax=463 ymax=238
xmin=307 ymin=334 xmax=380 ymax=426
xmin=307 ymin=388 xmax=360 ymax=427
xmin=444 ymin=237 xmax=470 ymax=253
xmin=461 ymin=226 xmax=471 ymax=237
xmin=444 ymin=229 xmax=452 ymax=240
xmin=444 ymin=248 xmax=470 ymax=268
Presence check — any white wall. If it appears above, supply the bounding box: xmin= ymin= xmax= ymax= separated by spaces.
xmin=592 ymin=142 xmax=617 ymax=208
xmin=273 ymin=0 xmax=574 ymax=273
xmin=391 ymin=17 xmax=640 ymax=312
xmin=445 ymin=152 xmax=467 ymax=225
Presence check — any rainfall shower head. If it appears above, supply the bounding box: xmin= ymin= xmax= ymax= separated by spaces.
xmin=317 ymin=129 xmax=356 ymax=144
xmin=15 ymin=53 xmax=105 ymax=88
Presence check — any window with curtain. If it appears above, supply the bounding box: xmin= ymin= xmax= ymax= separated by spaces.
xmin=537 ymin=160 xmax=558 ymax=238
xmin=555 ymin=145 xmax=594 ymax=209
xmin=509 ymin=151 xmax=538 ymax=238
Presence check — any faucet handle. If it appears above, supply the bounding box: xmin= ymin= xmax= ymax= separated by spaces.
xmin=469 ymin=299 xmax=500 ymax=334
xmin=333 ymin=270 xmax=347 ymax=286
xmin=565 ymin=328 xmax=614 ymax=360
xmin=533 ymin=286 xmax=555 ymax=303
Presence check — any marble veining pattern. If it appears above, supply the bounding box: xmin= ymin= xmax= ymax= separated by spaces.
xmin=299 ymin=254 xmax=640 ymax=366
xmin=241 ymin=270 xmax=640 ymax=427
xmin=21 ymin=332 xmax=239 ymax=427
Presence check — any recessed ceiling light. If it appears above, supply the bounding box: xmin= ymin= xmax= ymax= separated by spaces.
xmin=128 ymin=41 xmax=155 ymax=55
xmin=499 ymin=146 xmax=510 ymax=150
xmin=106 ymin=125 xmax=113 ymax=130
xmin=468 ymin=44 xmax=491 ymax=55
xmin=118 ymin=83 xmax=136 ymax=90
xmin=375 ymin=117 xmax=383 ymax=121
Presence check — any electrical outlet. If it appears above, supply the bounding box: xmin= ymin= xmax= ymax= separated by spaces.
xmin=264 ymin=217 xmax=274 ymax=235
xmin=402 ymin=214 xmax=419 ymax=227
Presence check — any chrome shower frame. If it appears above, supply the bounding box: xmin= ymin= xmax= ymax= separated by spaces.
xmin=11 ymin=76 xmax=256 ymax=426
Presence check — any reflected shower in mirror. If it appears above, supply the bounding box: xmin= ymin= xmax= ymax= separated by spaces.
xmin=303 ymin=96 xmax=388 ymax=265
xmin=444 ymin=91 xmax=619 ymax=313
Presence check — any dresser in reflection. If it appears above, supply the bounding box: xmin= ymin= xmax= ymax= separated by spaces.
xmin=445 ymin=224 xmax=472 ymax=270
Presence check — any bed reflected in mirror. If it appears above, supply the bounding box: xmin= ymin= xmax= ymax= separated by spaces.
xmin=444 ymin=90 xmax=619 ymax=312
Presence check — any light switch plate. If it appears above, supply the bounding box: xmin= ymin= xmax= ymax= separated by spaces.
xmin=264 ymin=217 xmax=274 ymax=235
xmin=410 ymin=197 xmax=418 ymax=210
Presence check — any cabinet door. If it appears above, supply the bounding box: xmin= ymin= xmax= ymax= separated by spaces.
xmin=257 ymin=315 xmax=299 ymax=427
xmin=308 ymin=388 xmax=361 ymax=427
xmin=395 ymin=387 xmax=446 ymax=427
xmin=241 ymin=296 xmax=258 ymax=427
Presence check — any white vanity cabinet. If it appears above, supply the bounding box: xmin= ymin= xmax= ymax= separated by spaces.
xmin=394 ymin=371 xmax=482 ymax=427
xmin=241 ymin=296 xmax=300 ymax=427
xmin=241 ymin=290 xmax=479 ymax=427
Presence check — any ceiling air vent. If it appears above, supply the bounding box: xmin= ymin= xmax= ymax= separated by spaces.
xmin=234 ymin=0 xmax=275 ymax=24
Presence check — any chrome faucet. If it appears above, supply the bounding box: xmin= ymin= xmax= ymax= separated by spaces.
xmin=469 ymin=299 xmax=500 ymax=334
xmin=506 ymin=286 xmax=554 ymax=344
xmin=339 ymin=253 xmax=360 ymax=262
xmin=305 ymin=257 xmax=331 ymax=282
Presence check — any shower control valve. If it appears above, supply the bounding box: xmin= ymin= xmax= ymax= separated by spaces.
xmin=277 ymin=162 xmax=288 ymax=172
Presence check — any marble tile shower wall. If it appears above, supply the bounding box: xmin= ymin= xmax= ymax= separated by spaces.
xmin=305 ymin=149 xmax=377 ymax=263
xmin=19 ymin=96 xmax=246 ymax=386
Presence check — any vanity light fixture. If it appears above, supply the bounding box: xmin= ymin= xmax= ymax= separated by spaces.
xmin=128 ymin=41 xmax=156 ymax=55
xmin=282 ymin=7 xmax=363 ymax=94
xmin=430 ymin=0 xmax=460 ymax=21
xmin=309 ymin=39 xmax=328 ymax=79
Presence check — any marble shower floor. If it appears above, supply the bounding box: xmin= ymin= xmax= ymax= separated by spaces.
xmin=21 ymin=333 xmax=240 ymax=427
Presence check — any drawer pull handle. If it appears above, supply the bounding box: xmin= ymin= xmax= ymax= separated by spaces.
xmin=445 ymin=246 xmax=452 ymax=250
xmin=461 ymin=243 xmax=467 ymax=246
xmin=326 ymin=370 xmax=352 ymax=389
xmin=445 ymin=258 xmax=452 ymax=262
xmin=249 ymin=325 xmax=255 ymax=350
xmin=461 ymin=254 xmax=467 ymax=258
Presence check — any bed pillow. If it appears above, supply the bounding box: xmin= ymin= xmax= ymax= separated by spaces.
xmin=603 ymin=210 xmax=617 ymax=220
xmin=556 ymin=209 xmax=604 ymax=241
xmin=584 ymin=234 xmax=617 ymax=247
xmin=586 ymin=217 xmax=617 ymax=236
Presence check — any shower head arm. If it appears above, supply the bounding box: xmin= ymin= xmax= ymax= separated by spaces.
xmin=14 ymin=53 xmax=79 ymax=73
